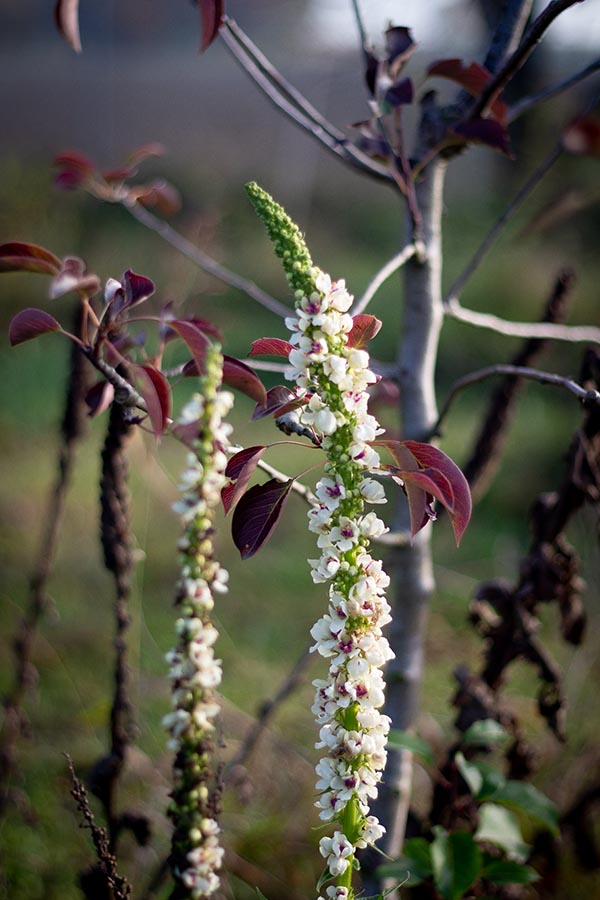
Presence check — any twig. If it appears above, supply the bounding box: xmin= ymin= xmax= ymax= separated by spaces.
xmin=225 ymin=647 xmax=314 ymax=773
xmin=352 ymin=243 xmax=420 ymax=315
xmin=65 ymin=755 xmax=132 ymax=900
xmin=220 ymin=18 xmax=395 ymax=185
xmin=470 ymin=0 xmax=587 ymax=120
xmin=124 ymin=200 xmax=290 ymax=319
xmin=444 ymin=301 xmax=600 ymax=344
xmin=350 ymin=0 xmax=369 ymax=55
xmin=459 ymin=269 xmax=574 ymax=495
xmin=436 ymin=364 xmax=599 ymax=432
xmin=443 ymin=143 xmax=562 ymax=308
xmin=0 ymin=315 xmax=88 ymax=814
xmin=509 ymin=57 xmax=600 ymax=122
xmin=482 ymin=0 xmax=534 ymax=74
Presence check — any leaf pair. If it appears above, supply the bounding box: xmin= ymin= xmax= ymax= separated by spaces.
xmin=374 ymin=440 xmax=472 ymax=546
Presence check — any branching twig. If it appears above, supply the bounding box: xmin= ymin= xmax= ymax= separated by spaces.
xmin=436 ymin=364 xmax=599 ymax=432
xmin=509 ymin=57 xmax=600 ymax=122
xmin=220 ymin=18 xmax=395 ymax=185
xmin=66 ymin=755 xmax=132 ymax=900
xmin=225 ymin=647 xmax=314 ymax=774
xmin=443 ymin=143 xmax=562 ymax=308
xmin=124 ymin=200 xmax=290 ymax=319
xmin=470 ymin=0 xmax=588 ymax=120
xmin=352 ymin=243 xmax=420 ymax=315
xmin=0 ymin=316 xmax=88 ymax=813
xmin=444 ymin=301 xmax=600 ymax=344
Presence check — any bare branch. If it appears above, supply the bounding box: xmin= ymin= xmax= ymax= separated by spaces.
xmin=352 ymin=243 xmax=420 ymax=315
xmin=225 ymin=647 xmax=313 ymax=774
xmin=444 ymin=144 xmax=562 ymax=308
xmin=470 ymin=0 xmax=588 ymax=119
xmin=85 ymin=351 xmax=148 ymax=412
xmin=483 ymin=0 xmax=535 ymax=74
xmin=123 ymin=200 xmax=290 ymax=319
xmin=436 ymin=363 xmax=600 ymax=432
xmin=444 ymin=299 xmax=600 ymax=345
xmin=220 ymin=18 xmax=395 ymax=185
xmin=350 ymin=0 xmax=369 ymax=55
xmin=509 ymin=57 xmax=600 ymax=122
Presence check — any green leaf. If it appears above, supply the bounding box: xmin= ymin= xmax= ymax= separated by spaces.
xmin=316 ymin=867 xmax=333 ymax=891
xmin=462 ymin=719 xmax=509 ymax=747
xmin=455 ymin=753 xmax=505 ymax=801
xmin=475 ymin=804 xmax=529 ymax=862
xmin=387 ymin=730 xmax=434 ymax=765
xmin=483 ymin=859 xmax=540 ymax=885
xmin=492 ymin=780 xmax=559 ymax=836
xmin=255 ymin=890 xmax=270 ymax=900
xmin=431 ymin=828 xmax=483 ymax=900
xmin=378 ymin=837 xmax=433 ymax=886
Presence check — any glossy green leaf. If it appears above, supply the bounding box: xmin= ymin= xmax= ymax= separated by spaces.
xmin=462 ymin=719 xmax=509 ymax=747
xmin=483 ymin=858 xmax=540 ymax=885
xmin=475 ymin=804 xmax=529 ymax=862
xmin=493 ymin=780 xmax=559 ymax=836
xmin=431 ymin=827 xmax=483 ymax=900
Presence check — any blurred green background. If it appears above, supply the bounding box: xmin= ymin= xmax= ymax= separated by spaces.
xmin=1 ymin=2 xmax=600 ymax=898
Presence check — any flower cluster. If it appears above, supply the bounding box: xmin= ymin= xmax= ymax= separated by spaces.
xmin=164 ymin=344 xmax=233 ymax=899
xmin=246 ymin=183 xmax=393 ymax=899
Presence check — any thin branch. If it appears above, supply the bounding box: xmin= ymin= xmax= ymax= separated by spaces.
xmin=220 ymin=18 xmax=395 ymax=185
xmin=482 ymin=0 xmax=534 ymax=74
xmin=444 ymin=143 xmax=562 ymax=307
xmin=509 ymin=57 xmax=600 ymax=122
xmin=124 ymin=200 xmax=290 ymax=319
xmin=224 ymin=16 xmax=348 ymax=144
xmin=470 ymin=0 xmax=587 ymax=120
xmin=436 ymin=364 xmax=600 ymax=432
xmin=85 ymin=351 xmax=148 ymax=412
xmin=352 ymin=243 xmax=420 ymax=315
xmin=66 ymin=756 xmax=132 ymax=900
xmin=350 ymin=0 xmax=369 ymax=54
xmin=225 ymin=647 xmax=314 ymax=774
xmin=444 ymin=301 xmax=600 ymax=345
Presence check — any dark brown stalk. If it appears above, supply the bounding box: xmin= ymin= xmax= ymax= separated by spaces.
xmin=462 ymin=269 xmax=574 ymax=497
xmin=0 ymin=311 xmax=88 ymax=814
xmin=91 ymin=396 xmax=134 ymax=849
xmin=66 ymin=755 xmax=132 ymax=900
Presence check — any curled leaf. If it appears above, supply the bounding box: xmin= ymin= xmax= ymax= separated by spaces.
xmin=346 ymin=314 xmax=382 ymax=349
xmin=0 ymin=242 xmax=62 ymax=276
xmin=223 ymin=446 xmax=267 ymax=514
xmin=223 ymin=355 xmax=267 ymax=406
xmin=85 ymin=381 xmax=115 ymax=418
xmin=251 ymin=385 xmax=306 ymax=421
xmin=50 ymin=257 xmax=101 ymax=299
xmin=404 ymin=440 xmax=472 ymax=545
xmin=199 ymin=0 xmax=225 ymax=53
xmin=167 ymin=318 xmax=211 ymax=375
xmin=55 ymin=0 xmax=82 ymax=52
xmin=232 ymin=478 xmax=294 ymax=559
xmin=134 ymin=364 xmax=171 ymax=436
xmin=248 ymin=337 xmax=294 ymax=358
xmin=9 ymin=308 xmax=62 ymax=346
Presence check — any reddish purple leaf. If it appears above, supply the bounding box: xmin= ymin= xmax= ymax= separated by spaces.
xmin=403 ymin=467 xmax=454 ymax=512
xmin=53 ymin=150 xmax=95 ymax=188
xmin=133 ymin=179 xmax=182 ymax=217
xmin=9 ymin=308 xmax=62 ymax=346
xmin=248 ymin=337 xmax=294 ymax=358
xmin=385 ymin=78 xmax=414 ymax=108
xmin=122 ymin=270 xmax=155 ymax=309
xmin=347 ymin=315 xmax=382 ymax=350
xmin=168 ymin=319 xmax=210 ymax=375
xmin=223 ymin=445 xmax=267 ymax=514
xmin=403 ymin=440 xmax=472 ymax=545
xmin=199 ymin=0 xmax=225 ymax=52
xmin=251 ymin=385 xmax=306 ymax=421
xmin=223 ymin=355 xmax=267 ymax=406
xmin=127 ymin=143 xmax=167 ymax=165
xmin=0 ymin=242 xmax=62 ymax=276
xmin=55 ymin=0 xmax=82 ymax=52
xmin=50 ymin=257 xmax=101 ymax=299
xmin=134 ymin=364 xmax=171 ymax=436
xmin=232 ymin=478 xmax=294 ymax=559
xmin=85 ymin=380 xmax=115 ymax=418
xmin=452 ymin=119 xmax=513 ymax=157
xmin=371 ymin=439 xmax=420 ymax=472
xmin=385 ymin=26 xmax=417 ymax=78
xmin=427 ymin=59 xmax=508 ymax=125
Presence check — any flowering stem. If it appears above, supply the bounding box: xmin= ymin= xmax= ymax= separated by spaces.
xmin=247 ymin=182 xmax=392 ymax=900
xmin=164 ymin=343 xmax=233 ymax=899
